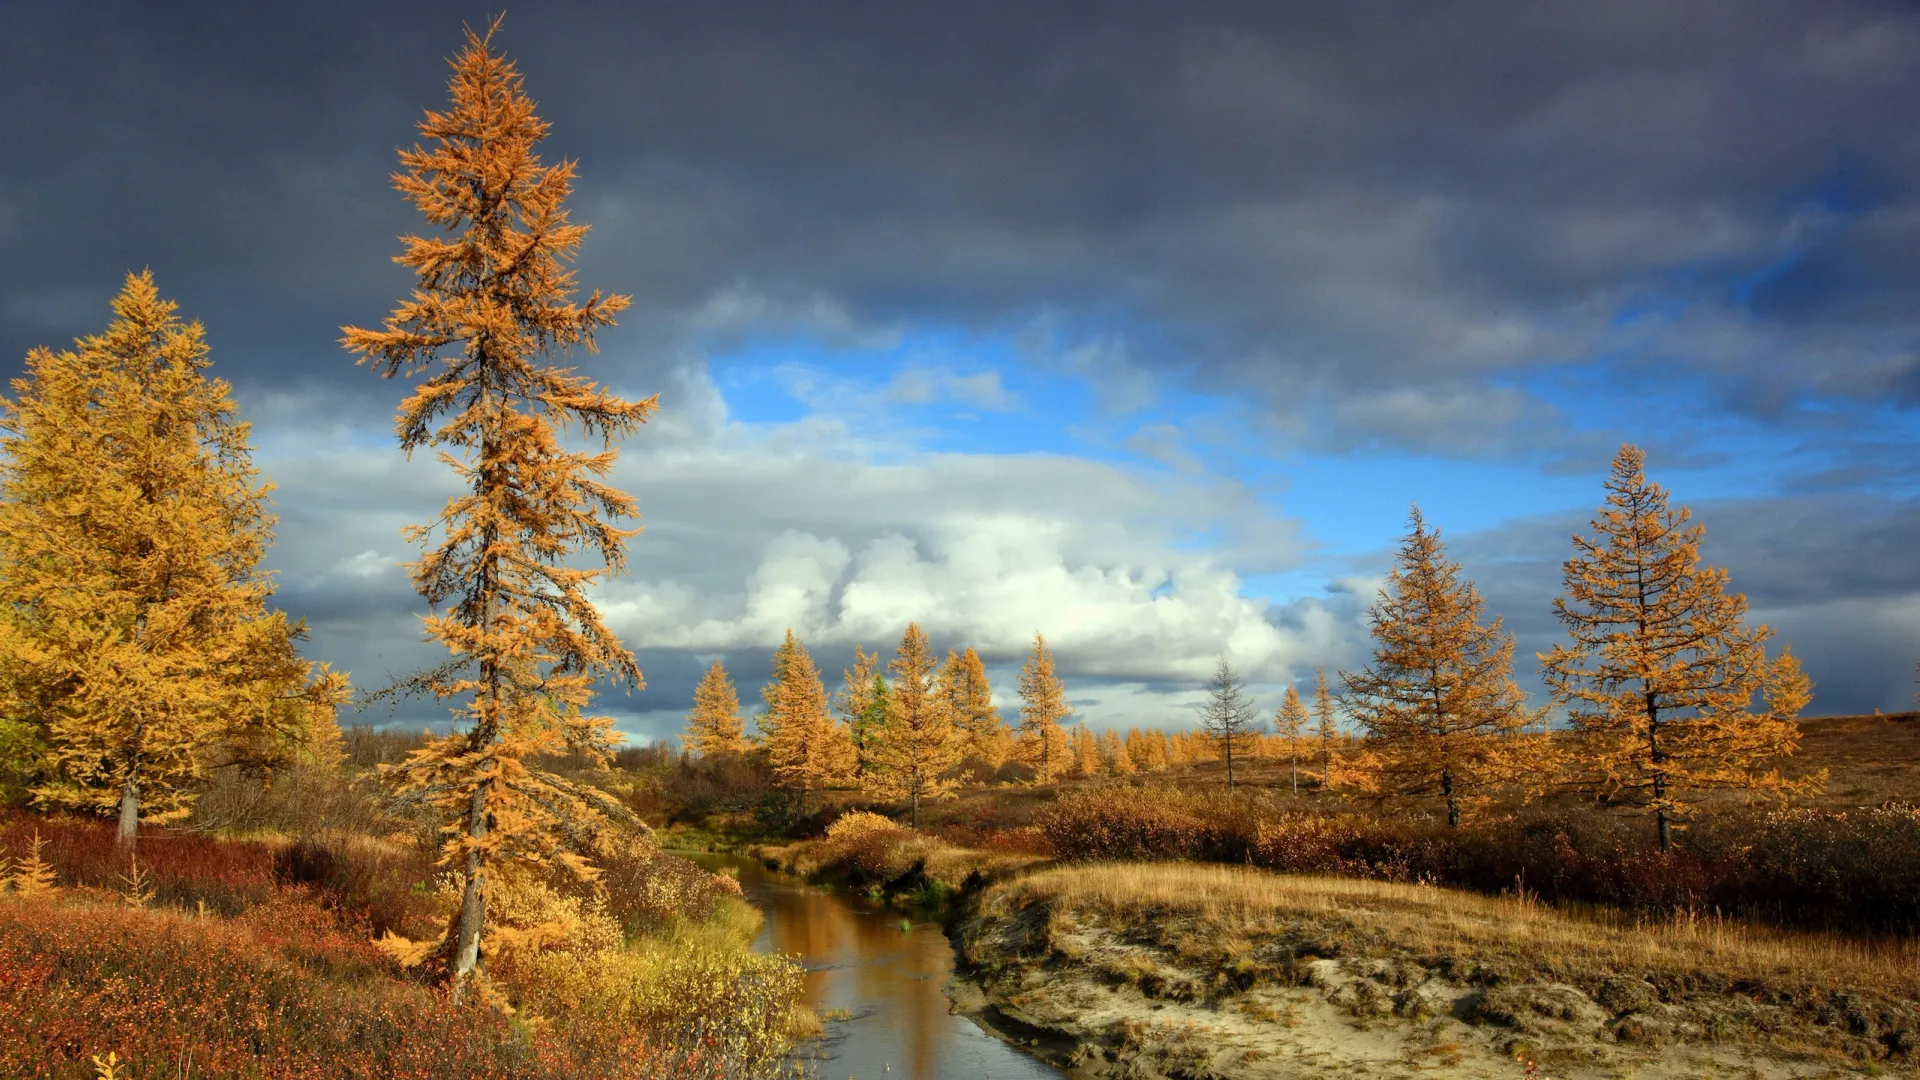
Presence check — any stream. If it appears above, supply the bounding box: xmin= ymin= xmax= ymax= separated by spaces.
xmin=683 ymin=851 xmax=1063 ymax=1080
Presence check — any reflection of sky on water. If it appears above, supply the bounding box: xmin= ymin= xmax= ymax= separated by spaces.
xmin=691 ymin=853 xmax=1059 ymax=1080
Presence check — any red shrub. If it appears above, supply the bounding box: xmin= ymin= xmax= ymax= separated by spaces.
xmin=0 ymin=813 xmax=278 ymax=914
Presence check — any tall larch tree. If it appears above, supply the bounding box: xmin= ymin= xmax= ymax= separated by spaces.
xmin=941 ymin=647 xmax=1010 ymax=773
xmin=869 ymin=623 xmax=958 ymax=826
xmin=1101 ymin=728 xmax=1136 ymax=775
xmin=682 ymin=659 xmax=750 ymax=757
xmin=760 ymin=631 xmax=855 ymax=795
xmin=836 ymin=644 xmax=886 ymax=775
xmin=1197 ymin=656 xmax=1261 ymax=788
xmin=1276 ymin=684 xmax=1310 ymax=795
xmin=1540 ymin=445 xmax=1819 ymax=850
xmin=1016 ymin=632 xmax=1072 ymax=782
xmin=339 ymin=19 xmax=653 ymax=1001
xmin=1342 ymin=507 xmax=1535 ymax=826
xmin=0 ymin=273 xmax=346 ymax=848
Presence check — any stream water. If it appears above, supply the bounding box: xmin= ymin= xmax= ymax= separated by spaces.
xmin=683 ymin=852 xmax=1062 ymax=1080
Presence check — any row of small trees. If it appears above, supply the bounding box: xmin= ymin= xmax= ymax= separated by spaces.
xmin=684 ymin=620 xmax=1355 ymax=814
xmin=683 ymin=627 xmax=1071 ymax=826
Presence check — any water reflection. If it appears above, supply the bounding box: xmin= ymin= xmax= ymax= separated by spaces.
xmin=686 ymin=853 xmax=1060 ymax=1080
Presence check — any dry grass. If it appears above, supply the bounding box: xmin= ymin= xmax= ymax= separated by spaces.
xmin=1789 ymin=712 xmax=1920 ymax=807
xmin=983 ymin=861 xmax=1920 ymax=1003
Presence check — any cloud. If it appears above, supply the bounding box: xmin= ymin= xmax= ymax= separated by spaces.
xmin=259 ymin=362 xmax=1338 ymax=739
xmin=7 ymin=1 xmax=1919 ymax=456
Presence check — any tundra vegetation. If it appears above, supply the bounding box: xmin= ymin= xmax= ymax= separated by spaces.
xmin=2 ymin=13 xmax=1918 ymax=1080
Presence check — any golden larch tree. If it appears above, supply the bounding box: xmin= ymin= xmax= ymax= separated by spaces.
xmin=1541 ymin=445 xmax=1820 ymax=849
xmin=1165 ymin=729 xmax=1192 ymax=766
xmin=1071 ymin=725 xmax=1100 ymax=777
xmin=940 ymin=646 xmax=1010 ymax=775
xmin=339 ymin=19 xmax=652 ymax=1000
xmin=868 ymin=623 xmax=957 ymax=826
xmin=1016 ymin=632 xmax=1072 ymax=782
xmin=0 ymin=272 xmax=346 ymax=848
xmin=682 ymin=659 xmax=750 ymax=757
xmin=1275 ymin=684 xmax=1310 ymax=795
xmin=1342 ymin=507 xmax=1534 ymax=826
xmin=836 ymin=644 xmax=887 ymax=775
xmin=1101 ymin=728 xmax=1136 ymax=775
xmin=760 ymin=630 xmax=855 ymax=794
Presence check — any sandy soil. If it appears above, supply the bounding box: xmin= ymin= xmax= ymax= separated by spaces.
xmin=949 ymin=915 xmax=1900 ymax=1080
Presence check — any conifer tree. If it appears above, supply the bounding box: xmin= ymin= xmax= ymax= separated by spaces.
xmin=858 ymin=673 xmax=893 ymax=774
xmin=940 ymin=647 xmax=1010 ymax=773
xmin=1100 ymin=728 xmax=1136 ymax=775
xmin=760 ymin=631 xmax=855 ymax=794
xmin=0 ymin=273 xmax=346 ymax=847
xmin=836 ymin=645 xmax=886 ymax=774
xmin=682 ymin=659 xmax=750 ymax=757
xmin=1130 ymin=727 xmax=1168 ymax=772
xmin=1164 ymin=729 xmax=1188 ymax=766
xmin=1067 ymin=724 xmax=1097 ymax=777
xmin=1197 ymin=656 xmax=1261 ymax=788
xmin=868 ymin=623 xmax=957 ymax=826
xmin=1016 ymin=632 xmax=1072 ymax=782
xmin=1276 ymin=684 xmax=1310 ymax=795
xmin=1312 ymin=666 xmax=1339 ymax=784
xmin=340 ymin=19 xmax=651 ymax=1000
xmin=1541 ymin=446 xmax=1819 ymax=849
xmin=1342 ymin=507 xmax=1534 ymax=826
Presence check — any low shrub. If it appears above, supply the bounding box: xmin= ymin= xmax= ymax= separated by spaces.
xmin=503 ymin=930 xmax=805 ymax=1074
xmin=273 ymin=832 xmax=444 ymax=938
xmin=810 ymin=811 xmax=928 ymax=884
xmin=1033 ymin=786 xmax=1920 ymax=937
xmin=188 ymin=765 xmax=417 ymax=839
xmin=0 ymin=812 xmax=280 ymax=915
xmin=0 ymin=811 xmax=806 ymax=1078
xmin=594 ymin=840 xmax=745 ymax=937
xmin=0 ymin=892 xmax=675 ymax=1079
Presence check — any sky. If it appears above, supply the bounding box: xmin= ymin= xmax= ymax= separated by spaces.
xmin=4 ymin=1 xmax=1918 ymax=743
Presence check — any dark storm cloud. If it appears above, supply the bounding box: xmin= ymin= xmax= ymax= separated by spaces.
xmin=7 ymin=1 xmax=1920 ymax=448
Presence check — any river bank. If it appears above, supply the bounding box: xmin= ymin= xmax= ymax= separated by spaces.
xmin=953 ymin=862 xmax=1920 ymax=1079
xmin=683 ymin=850 xmax=1063 ymax=1079
xmin=748 ymin=818 xmax=1920 ymax=1078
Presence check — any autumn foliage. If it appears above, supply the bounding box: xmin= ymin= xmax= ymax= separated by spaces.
xmin=759 ymin=630 xmax=855 ymax=794
xmin=866 ymin=624 xmax=959 ymax=827
xmin=0 ymin=273 xmax=345 ymax=847
xmin=683 ymin=660 xmax=751 ymax=757
xmin=1016 ymin=633 xmax=1072 ymax=782
xmin=1542 ymin=446 xmax=1820 ymax=848
xmin=339 ymin=18 xmax=655 ymax=997
xmin=1342 ymin=507 xmax=1540 ymax=825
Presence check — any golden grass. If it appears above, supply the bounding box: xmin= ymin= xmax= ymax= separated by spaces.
xmin=984 ymin=861 xmax=1920 ymax=1000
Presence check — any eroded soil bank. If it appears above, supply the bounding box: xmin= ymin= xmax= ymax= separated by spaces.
xmin=947 ymin=863 xmax=1920 ymax=1080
